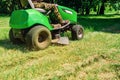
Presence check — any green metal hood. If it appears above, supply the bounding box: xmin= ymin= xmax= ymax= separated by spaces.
xmin=9 ymin=9 xmax=53 ymax=30
xmin=58 ymin=5 xmax=77 ymax=23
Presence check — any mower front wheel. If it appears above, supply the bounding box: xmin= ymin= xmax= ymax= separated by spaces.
xmin=25 ymin=26 xmax=52 ymax=50
xmin=71 ymin=25 xmax=84 ymax=40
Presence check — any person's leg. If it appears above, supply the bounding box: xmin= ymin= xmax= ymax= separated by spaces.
xmin=43 ymin=3 xmax=65 ymax=24
xmin=33 ymin=2 xmax=68 ymax=24
xmin=33 ymin=2 xmax=45 ymax=8
xmin=51 ymin=5 xmax=69 ymax=24
xmin=53 ymin=6 xmax=63 ymax=23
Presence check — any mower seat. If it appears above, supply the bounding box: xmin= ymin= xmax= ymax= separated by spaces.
xmin=20 ymin=0 xmax=46 ymax=13
xmin=34 ymin=8 xmax=46 ymax=13
xmin=28 ymin=0 xmax=46 ymax=13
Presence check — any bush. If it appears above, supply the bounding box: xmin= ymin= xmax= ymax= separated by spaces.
xmin=0 ymin=0 xmax=22 ymax=14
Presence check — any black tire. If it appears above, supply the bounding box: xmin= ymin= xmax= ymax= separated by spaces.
xmin=25 ymin=25 xmax=52 ymax=50
xmin=9 ymin=28 xmax=23 ymax=44
xmin=71 ymin=25 xmax=84 ymax=40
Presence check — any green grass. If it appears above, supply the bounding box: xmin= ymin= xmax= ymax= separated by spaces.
xmin=0 ymin=15 xmax=9 ymax=27
xmin=0 ymin=14 xmax=120 ymax=80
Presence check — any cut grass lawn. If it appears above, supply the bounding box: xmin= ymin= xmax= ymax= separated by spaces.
xmin=0 ymin=14 xmax=120 ymax=80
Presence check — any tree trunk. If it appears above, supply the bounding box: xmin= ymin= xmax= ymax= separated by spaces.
xmin=99 ymin=3 xmax=105 ymax=15
xmin=85 ymin=7 xmax=90 ymax=15
xmin=81 ymin=8 xmax=84 ymax=15
xmin=75 ymin=6 xmax=79 ymax=13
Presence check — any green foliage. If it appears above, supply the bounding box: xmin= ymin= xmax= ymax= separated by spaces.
xmin=0 ymin=0 xmax=120 ymax=14
xmin=57 ymin=0 xmax=120 ymax=15
xmin=0 ymin=0 xmax=21 ymax=14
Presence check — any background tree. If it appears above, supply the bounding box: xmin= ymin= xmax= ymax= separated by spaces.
xmin=0 ymin=0 xmax=21 ymax=14
xmin=0 ymin=0 xmax=120 ymax=15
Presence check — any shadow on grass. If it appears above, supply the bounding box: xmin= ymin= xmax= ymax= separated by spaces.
xmin=0 ymin=14 xmax=9 ymax=17
xmin=78 ymin=14 xmax=120 ymax=33
xmin=0 ymin=39 xmax=29 ymax=53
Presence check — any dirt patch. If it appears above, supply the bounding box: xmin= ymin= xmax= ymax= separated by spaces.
xmin=98 ymin=72 xmax=115 ymax=80
xmin=76 ymin=71 xmax=87 ymax=79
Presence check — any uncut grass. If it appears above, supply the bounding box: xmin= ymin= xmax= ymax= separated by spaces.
xmin=0 ymin=15 xmax=120 ymax=80
xmin=0 ymin=16 xmax=9 ymax=27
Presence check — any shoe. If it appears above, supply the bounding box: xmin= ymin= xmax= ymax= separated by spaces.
xmin=51 ymin=38 xmax=59 ymax=43
xmin=61 ymin=20 xmax=69 ymax=25
xmin=51 ymin=24 xmax=61 ymax=29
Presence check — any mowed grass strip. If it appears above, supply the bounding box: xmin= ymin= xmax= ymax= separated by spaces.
xmin=0 ymin=15 xmax=120 ymax=80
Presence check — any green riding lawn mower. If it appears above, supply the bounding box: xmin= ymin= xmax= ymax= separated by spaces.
xmin=9 ymin=0 xmax=84 ymax=50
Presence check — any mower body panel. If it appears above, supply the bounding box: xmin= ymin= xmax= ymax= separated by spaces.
xmin=10 ymin=9 xmax=53 ymax=30
xmin=10 ymin=6 xmax=77 ymax=30
xmin=58 ymin=6 xmax=77 ymax=23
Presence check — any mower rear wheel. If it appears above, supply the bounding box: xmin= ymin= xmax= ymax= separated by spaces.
xmin=71 ymin=25 xmax=84 ymax=40
xmin=25 ymin=26 xmax=52 ymax=50
xmin=9 ymin=28 xmax=23 ymax=44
